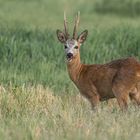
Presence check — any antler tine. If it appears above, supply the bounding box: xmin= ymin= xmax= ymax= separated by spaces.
xmin=64 ymin=12 xmax=69 ymax=39
xmin=73 ymin=11 xmax=80 ymax=39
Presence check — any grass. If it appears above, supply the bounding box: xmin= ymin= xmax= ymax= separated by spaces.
xmin=0 ymin=24 xmax=140 ymax=93
xmin=0 ymin=85 xmax=140 ymax=140
xmin=93 ymin=0 xmax=140 ymax=17
xmin=0 ymin=0 xmax=140 ymax=139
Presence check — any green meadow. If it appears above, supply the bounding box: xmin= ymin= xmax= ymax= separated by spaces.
xmin=0 ymin=0 xmax=140 ymax=139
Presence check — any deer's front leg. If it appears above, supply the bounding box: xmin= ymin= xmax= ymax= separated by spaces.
xmin=79 ymin=82 xmax=100 ymax=110
xmin=89 ymin=94 xmax=100 ymax=110
xmin=84 ymin=85 xmax=100 ymax=110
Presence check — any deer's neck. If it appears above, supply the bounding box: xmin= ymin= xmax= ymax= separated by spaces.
xmin=67 ymin=52 xmax=82 ymax=84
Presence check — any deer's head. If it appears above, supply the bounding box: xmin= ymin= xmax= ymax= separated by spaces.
xmin=56 ymin=12 xmax=88 ymax=62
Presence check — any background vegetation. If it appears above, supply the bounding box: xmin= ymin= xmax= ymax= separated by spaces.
xmin=0 ymin=0 xmax=140 ymax=139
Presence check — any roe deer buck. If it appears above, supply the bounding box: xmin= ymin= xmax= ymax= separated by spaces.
xmin=56 ymin=12 xmax=140 ymax=110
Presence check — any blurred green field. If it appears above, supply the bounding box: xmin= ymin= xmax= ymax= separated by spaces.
xmin=0 ymin=0 xmax=140 ymax=140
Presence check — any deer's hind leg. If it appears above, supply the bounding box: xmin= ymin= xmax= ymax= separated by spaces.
xmin=113 ymin=91 xmax=129 ymax=110
xmin=129 ymin=85 xmax=140 ymax=106
xmin=112 ymin=82 xmax=129 ymax=110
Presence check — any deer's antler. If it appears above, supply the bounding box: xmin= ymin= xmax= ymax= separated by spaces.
xmin=64 ymin=12 xmax=69 ymax=39
xmin=73 ymin=11 xmax=80 ymax=39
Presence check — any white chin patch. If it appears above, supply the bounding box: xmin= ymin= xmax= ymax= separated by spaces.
xmin=67 ymin=58 xmax=72 ymax=62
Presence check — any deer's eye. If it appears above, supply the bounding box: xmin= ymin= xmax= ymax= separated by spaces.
xmin=64 ymin=45 xmax=68 ymax=49
xmin=74 ymin=46 xmax=78 ymax=49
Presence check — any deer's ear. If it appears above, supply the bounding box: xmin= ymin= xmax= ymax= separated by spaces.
xmin=77 ymin=30 xmax=88 ymax=44
xmin=56 ymin=30 xmax=66 ymax=43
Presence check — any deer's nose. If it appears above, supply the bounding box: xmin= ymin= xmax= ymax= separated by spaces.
xmin=67 ymin=53 xmax=73 ymax=59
